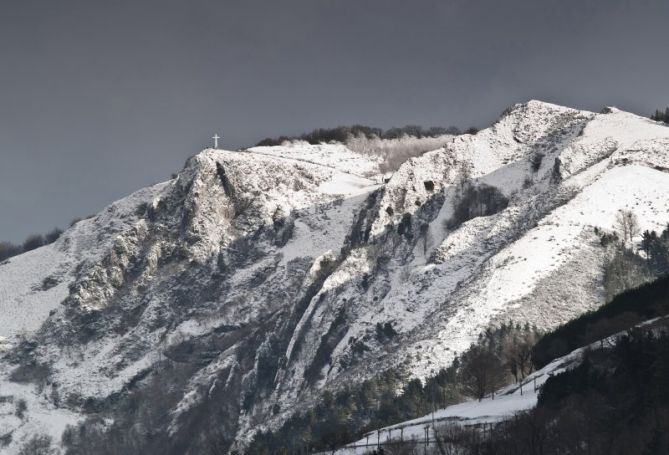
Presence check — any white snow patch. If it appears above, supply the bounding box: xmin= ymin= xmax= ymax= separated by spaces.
xmin=0 ymin=245 xmax=71 ymax=341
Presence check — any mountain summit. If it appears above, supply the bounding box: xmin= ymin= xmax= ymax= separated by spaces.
xmin=1 ymin=101 xmax=669 ymax=454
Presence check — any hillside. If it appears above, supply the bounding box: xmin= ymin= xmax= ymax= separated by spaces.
xmin=1 ymin=100 xmax=669 ymax=454
xmin=327 ymin=275 xmax=669 ymax=454
xmin=329 ymin=316 xmax=669 ymax=455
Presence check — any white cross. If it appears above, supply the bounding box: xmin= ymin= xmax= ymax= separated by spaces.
xmin=212 ymin=134 xmax=221 ymax=149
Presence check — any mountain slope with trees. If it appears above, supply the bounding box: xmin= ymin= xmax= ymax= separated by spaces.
xmin=324 ymin=274 xmax=669 ymax=455
xmin=1 ymin=101 xmax=669 ymax=454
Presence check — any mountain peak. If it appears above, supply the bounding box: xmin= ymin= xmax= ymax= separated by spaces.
xmin=498 ymin=99 xmax=590 ymax=122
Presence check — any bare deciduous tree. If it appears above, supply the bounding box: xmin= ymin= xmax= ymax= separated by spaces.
xmin=614 ymin=209 xmax=640 ymax=249
xmin=458 ymin=346 xmax=505 ymax=401
xmin=503 ymin=330 xmax=539 ymax=382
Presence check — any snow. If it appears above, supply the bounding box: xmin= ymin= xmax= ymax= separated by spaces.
xmin=330 ymin=346 xmax=582 ymax=454
xmin=476 ymin=165 xmax=669 ymax=308
xmin=248 ymin=142 xmax=383 ymax=178
xmin=318 ymin=173 xmax=379 ymax=196
xmin=279 ymin=193 xmax=370 ymax=265
xmin=48 ymin=336 xmax=156 ymax=399
xmin=0 ymin=373 xmax=83 ymax=453
xmin=0 ymin=183 xmax=169 ymax=453
xmin=0 ymin=245 xmax=71 ymax=341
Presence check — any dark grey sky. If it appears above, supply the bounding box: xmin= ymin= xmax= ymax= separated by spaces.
xmin=1 ymin=0 xmax=668 ymax=242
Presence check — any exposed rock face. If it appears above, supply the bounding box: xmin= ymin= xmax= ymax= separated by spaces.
xmin=1 ymin=100 xmax=669 ymax=454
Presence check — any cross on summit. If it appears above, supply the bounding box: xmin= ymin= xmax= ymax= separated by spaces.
xmin=212 ymin=134 xmax=221 ymax=149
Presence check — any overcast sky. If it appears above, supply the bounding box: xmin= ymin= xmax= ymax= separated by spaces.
xmin=1 ymin=0 xmax=668 ymax=242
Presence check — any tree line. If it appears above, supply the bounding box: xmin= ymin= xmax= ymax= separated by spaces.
xmin=0 ymin=215 xmax=94 ymax=262
xmin=0 ymin=227 xmax=63 ymax=261
xmin=650 ymin=107 xmax=669 ymax=124
xmin=357 ymin=275 xmax=669 ymax=455
xmin=254 ymin=124 xmax=479 ymax=147
xmin=429 ymin=324 xmax=669 ymax=455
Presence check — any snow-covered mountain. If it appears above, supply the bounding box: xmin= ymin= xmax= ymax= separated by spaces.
xmin=1 ymin=100 xmax=669 ymax=454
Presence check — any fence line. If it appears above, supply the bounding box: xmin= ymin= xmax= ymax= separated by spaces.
xmin=317 ymin=374 xmax=550 ymax=454
xmin=353 ymin=373 xmax=547 ymax=441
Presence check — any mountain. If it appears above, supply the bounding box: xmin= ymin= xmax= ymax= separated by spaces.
xmin=1 ymin=100 xmax=669 ymax=454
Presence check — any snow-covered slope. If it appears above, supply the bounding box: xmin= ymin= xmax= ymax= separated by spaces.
xmin=248 ymin=142 xmax=384 ymax=178
xmin=1 ymin=100 xmax=669 ymax=454
xmin=330 ymin=346 xmax=581 ymax=455
xmin=331 ymin=315 xmax=669 ymax=455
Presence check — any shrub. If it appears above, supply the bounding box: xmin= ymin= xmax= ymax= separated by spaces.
xmin=0 ymin=226 xmax=64 ymax=262
xmin=603 ymin=247 xmax=653 ymax=302
xmin=9 ymin=362 xmax=52 ymax=391
xmin=446 ymin=183 xmax=509 ymax=230
xmin=375 ymin=322 xmax=398 ymax=342
xmin=255 ymin=125 xmax=463 ymax=173
xmin=18 ymin=434 xmax=53 ymax=455
xmin=44 ymin=228 xmax=63 ymax=244
xmin=22 ymin=234 xmax=45 ymax=252
xmin=0 ymin=241 xmax=21 ymax=261
xmin=530 ymin=152 xmax=544 ymax=172
xmin=15 ymin=399 xmax=27 ymax=419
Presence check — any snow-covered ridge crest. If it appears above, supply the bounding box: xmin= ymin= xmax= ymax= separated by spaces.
xmin=1 ymin=100 xmax=669 ymax=454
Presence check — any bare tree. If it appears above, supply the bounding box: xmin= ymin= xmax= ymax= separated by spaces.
xmin=614 ymin=210 xmax=629 ymax=244
xmin=434 ymin=424 xmax=478 ymax=455
xmin=458 ymin=346 xmax=505 ymax=401
xmin=503 ymin=330 xmax=539 ymax=382
xmin=454 ymin=161 xmax=472 ymax=193
xmin=627 ymin=210 xmax=640 ymax=249
xmin=614 ymin=209 xmax=640 ymax=249
xmin=384 ymin=439 xmax=421 ymax=455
